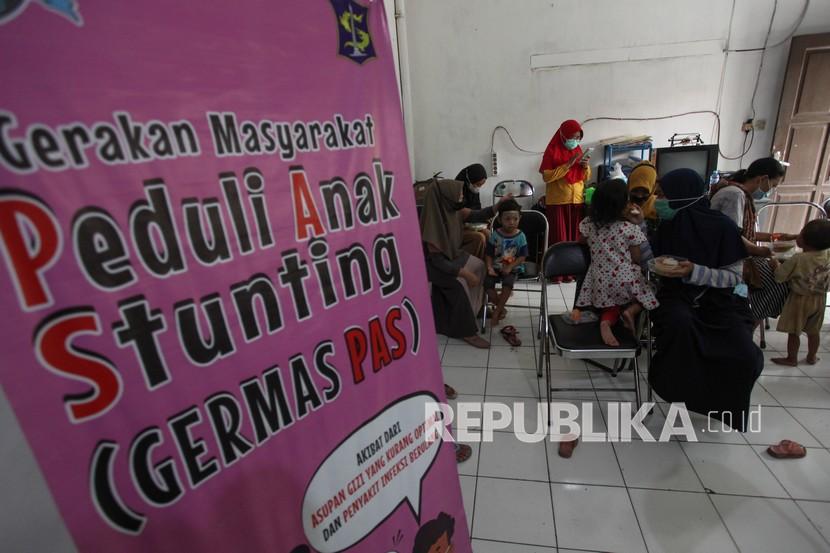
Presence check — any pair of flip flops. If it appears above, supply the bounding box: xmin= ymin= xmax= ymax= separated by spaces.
xmin=767 ymin=439 xmax=807 ymax=459
xmin=500 ymin=325 xmax=521 ymax=346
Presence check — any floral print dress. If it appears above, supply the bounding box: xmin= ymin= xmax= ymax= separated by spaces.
xmin=575 ymin=218 xmax=658 ymax=310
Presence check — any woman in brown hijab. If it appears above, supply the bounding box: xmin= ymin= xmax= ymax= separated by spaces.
xmin=420 ymin=179 xmax=509 ymax=348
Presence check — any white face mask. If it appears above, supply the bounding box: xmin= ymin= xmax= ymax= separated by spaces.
xmin=655 ymin=194 xmax=707 ymax=220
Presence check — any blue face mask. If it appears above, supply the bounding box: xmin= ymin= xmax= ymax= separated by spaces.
xmin=751 ymin=178 xmax=772 ymax=200
xmin=564 ymin=138 xmax=580 ymax=150
xmin=654 ymin=199 xmax=676 ymax=221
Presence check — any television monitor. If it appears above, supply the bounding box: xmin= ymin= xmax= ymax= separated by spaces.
xmin=655 ymin=145 xmax=719 ymax=182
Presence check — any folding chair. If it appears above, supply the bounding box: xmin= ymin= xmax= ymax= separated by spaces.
xmin=536 ymin=241 xmax=647 ymax=423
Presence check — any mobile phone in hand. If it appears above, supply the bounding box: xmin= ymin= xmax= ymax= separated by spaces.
xmin=580 ymin=147 xmax=594 ymax=161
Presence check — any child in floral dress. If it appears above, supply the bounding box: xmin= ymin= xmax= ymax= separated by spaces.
xmin=571 ymin=179 xmax=658 ymax=346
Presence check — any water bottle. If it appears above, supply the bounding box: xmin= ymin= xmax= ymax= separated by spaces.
xmin=707 ymin=170 xmax=720 ymax=193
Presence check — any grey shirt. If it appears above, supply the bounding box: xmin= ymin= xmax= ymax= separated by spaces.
xmin=710 ymin=186 xmax=746 ymax=230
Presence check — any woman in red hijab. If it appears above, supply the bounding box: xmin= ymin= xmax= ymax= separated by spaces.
xmin=539 ymin=120 xmax=591 ymax=281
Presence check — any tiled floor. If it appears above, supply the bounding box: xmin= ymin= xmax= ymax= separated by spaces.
xmin=440 ymin=282 xmax=830 ymax=553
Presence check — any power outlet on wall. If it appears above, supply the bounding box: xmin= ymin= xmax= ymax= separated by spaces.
xmin=742 ymin=118 xmax=767 ymax=132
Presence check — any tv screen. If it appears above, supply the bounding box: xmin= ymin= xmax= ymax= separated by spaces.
xmin=655 ymin=145 xmax=718 ymax=182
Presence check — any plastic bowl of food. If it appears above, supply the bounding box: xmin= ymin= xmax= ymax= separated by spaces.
xmin=647 ymin=255 xmax=687 ymax=277
xmin=771 ymin=240 xmax=796 ymax=254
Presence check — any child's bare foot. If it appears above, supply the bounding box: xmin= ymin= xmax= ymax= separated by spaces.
xmin=805 ymin=356 xmax=820 ymax=365
xmin=600 ymin=321 xmax=619 ymax=347
xmin=570 ymin=308 xmax=581 ymax=322
xmin=771 ymin=357 xmax=798 ymax=367
xmin=490 ymin=308 xmax=507 ymax=323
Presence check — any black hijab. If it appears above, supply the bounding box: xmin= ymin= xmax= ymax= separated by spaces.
xmin=456 ymin=163 xmax=487 ymax=185
xmin=456 ymin=163 xmax=487 ymax=210
xmin=654 ymin=169 xmax=747 ymax=268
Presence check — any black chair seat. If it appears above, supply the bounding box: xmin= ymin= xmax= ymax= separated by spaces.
xmin=548 ymin=314 xmax=638 ymax=351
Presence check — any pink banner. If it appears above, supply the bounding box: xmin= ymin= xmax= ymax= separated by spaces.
xmin=0 ymin=2 xmax=470 ymax=551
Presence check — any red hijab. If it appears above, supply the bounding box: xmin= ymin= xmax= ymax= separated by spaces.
xmin=539 ymin=119 xmax=585 ymax=184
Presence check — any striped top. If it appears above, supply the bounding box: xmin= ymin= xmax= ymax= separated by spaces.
xmin=639 ymin=233 xmax=744 ymax=289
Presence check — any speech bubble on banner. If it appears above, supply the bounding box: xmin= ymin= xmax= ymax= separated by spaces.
xmin=302 ymin=393 xmax=444 ymax=553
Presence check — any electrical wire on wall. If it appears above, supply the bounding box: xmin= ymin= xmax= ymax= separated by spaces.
xmin=579 ymin=111 xmax=755 ymax=160
xmin=491 ymin=0 xmax=810 ymax=170
xmin=490 ymin=126 xmax=543 ymax=175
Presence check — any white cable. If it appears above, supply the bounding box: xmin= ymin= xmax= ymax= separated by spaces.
xmin=767 ymin=0 xmax=809 ymax=48
xmin=490 ymin=125 xmax=543 ymax=155
xmin=749 ymin=0 xmax=778 ymax=119
xmin=580 ymin=111 xmax=752 ymax=160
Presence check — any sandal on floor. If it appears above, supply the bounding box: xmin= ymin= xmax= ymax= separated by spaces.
xmin=500 ymin=325 xmax=522 ymax=346
xmin=767 ymin=439 xmax=807 ymax=459
xmin=455 ymin=443 xmax=473 ymax=463
xmin=462 ymin=335 xmax=490 ymax=349
xmin=444 ymin=384 xmax=458 ymax=400
xmin=558 ymin=438 xmax=578 ymax=459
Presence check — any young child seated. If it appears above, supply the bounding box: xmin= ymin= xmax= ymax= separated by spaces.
xmin=571 ymin=178 xmax=659 ymax=346
xmin=771 ymin=219 xmax=830 ymax=366
xmin=484 ymin=199 xmax=528 ymax=325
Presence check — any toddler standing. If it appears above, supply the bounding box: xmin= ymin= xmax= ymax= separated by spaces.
xmin=771 ymin=219 xmax=830 ymax=366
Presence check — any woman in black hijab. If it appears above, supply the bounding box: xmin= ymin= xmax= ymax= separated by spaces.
xmin=649 ymin=169 xmax=763 ymax=431
xmin=455 ymin=163 xmax=490 ymax=258
xmin=456 ymin=163 xmax=488 ymax=210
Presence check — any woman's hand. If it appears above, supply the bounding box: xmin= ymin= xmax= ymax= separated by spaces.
xmin=579 ymin=157 xmax=590 ymax=169
xmin=487 ymin=266 xmax=498 ymax=277
xmin=625 ymin=204 xmax=644 ymax=225
xmin=459 ymin=267 xmax=480 ymax=288
xmin=754 ymin=245 xmax=773 ymax=258
xmin=660 ymin=260 xmax=694 ymax=278
xmin=495 ymin=193 xmax=515 ymax=207
xmin=772 ymin=233 xmax=798 ymax=241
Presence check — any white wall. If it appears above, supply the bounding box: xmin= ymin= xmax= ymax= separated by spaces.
xmin=397 ymin=0 xmax=830 ymax=204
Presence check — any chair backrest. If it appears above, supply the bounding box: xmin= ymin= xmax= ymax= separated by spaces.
xmin=542 ymin=241 xmax=590 ymax=279
xmin=518 ymin=210 xmax=549 ymax=272
xmin=493 ymin=180 xmax=534 ymax=205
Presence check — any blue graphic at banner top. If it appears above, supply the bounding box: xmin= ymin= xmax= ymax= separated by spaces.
xmin=330 ymin=0 xmax=376 ymax=64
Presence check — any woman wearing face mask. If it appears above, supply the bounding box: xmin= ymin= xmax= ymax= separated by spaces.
xmin=455 ymin=163 xmax=490 ymax=258
xmin=539 ymin=120 xmax=591 ymax=281
xmin=627 ymin=161 xmax=659 ymax=225
xmin=710 ymin=157 xmax=792 ymax=322
xmin=648 ymin=169 xmax=763 ymax=432
xmin=420 ymin=178 xmax=511 ymax=349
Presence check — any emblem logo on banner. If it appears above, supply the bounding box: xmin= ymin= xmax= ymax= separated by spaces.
xmin=331 ymin=0 xmax=376 ymax=64
xmin=0 ymin=0 xmax=83 ymax=26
